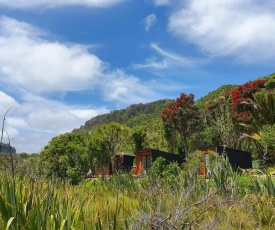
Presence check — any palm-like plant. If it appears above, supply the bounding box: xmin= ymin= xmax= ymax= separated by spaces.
xmin=251 ymin=92 xmax=275 ymax=126
xmin=240 ymin=84 xmax=275 ymax=165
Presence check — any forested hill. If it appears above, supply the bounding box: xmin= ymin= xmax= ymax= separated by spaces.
xmin=79 ymin=99 xmax=173 ymax=131
xmin=195 ymin=84 xmax=238 ymax=111
xmin=79 ymin=85 xmax=239 ymax=132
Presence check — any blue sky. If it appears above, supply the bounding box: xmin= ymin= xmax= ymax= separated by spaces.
xmin=0 ymin=0 xmax=274 ymax=153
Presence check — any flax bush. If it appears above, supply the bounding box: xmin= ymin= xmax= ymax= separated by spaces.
xmin=1 ymin=161 xmax=275 ymax=229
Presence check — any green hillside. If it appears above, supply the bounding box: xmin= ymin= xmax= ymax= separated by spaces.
xmin=75 ymin=85 xmax=239 ymax=153
xmin=77 ymin=99 xmax=173 ymax=151
xmin=195 ymin=84 xmax=238 ymax=111
xmin=79 ymin=85 xmax=238 ymax=132
xmin=70 ymin=73 xmax=274 ymax=156
xmin=80 ymin=99 xmax=172 ymax=130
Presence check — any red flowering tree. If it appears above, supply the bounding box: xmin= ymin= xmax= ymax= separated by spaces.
xmin=230 ymin=79 xmax=266 ymax=122
xmin=161 ymin=93 xmax=201 ymax=155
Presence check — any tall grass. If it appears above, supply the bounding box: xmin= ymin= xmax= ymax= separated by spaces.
xmin=1 ymin=160 xmax=275 ymax=229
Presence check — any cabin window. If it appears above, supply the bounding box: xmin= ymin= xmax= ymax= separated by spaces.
xmin=142 ymin=155 xmax=151 ymax=175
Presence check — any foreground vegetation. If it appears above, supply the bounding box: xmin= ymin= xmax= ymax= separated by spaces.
xmin=1 ymin=156 xmax=275 ymax=230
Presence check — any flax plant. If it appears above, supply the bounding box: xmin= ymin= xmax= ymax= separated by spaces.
xmin=1 ymin=162 xmax=275 ymax=229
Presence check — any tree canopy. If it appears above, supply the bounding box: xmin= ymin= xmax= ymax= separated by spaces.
xmin=161 ymin=93 xmax=201 ymax=154
xmin=92 ymin=122 xmax=131 ymax=172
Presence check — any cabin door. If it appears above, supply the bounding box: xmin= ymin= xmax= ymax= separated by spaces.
xmin=141 ymin=155 xmax=151 ymax=175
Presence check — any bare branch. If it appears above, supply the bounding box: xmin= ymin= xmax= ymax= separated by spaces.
xmin=0 ymin=106 xmax=13 ymax=153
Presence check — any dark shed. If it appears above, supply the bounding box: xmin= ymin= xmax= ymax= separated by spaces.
xmin=136 ymin=149 xmax=184 ymax=175
xmin=200 ymin=146 xmax=252 ymax=170
xmin=112 ymin=154 xmax=135 ymax=174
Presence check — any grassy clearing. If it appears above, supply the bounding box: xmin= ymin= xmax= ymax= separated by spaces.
xmin=1 ymin=163 xmax=275 ymax=229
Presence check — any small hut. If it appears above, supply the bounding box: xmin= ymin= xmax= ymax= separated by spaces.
xmin=135 ymin=149 xmax=184 ymax=175
xmin=199 ymin=146 xmax=252 ymax=176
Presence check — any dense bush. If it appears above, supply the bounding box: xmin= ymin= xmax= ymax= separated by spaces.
xmin=148 ymin=157 xmax=181 ymax=179
xmin=1 ymin=166 xmax=275 ymax=229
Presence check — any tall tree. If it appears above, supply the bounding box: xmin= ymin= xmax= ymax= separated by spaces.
xmin=93 ymin=122 xmax=131 ymax=173
xmin=37 ymin=132 xmax=91 ymax=182
xmin=162 ymin=123 xmax=178 ymax=154
xmin=161 ymin=93 xmax=201 ymax=155
xmin=132 ymin=126 xmax=147 ymax=152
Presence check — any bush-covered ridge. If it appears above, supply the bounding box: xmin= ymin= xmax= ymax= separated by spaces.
xmin=80 ymin=99 xmax=173 ymax=130
xmin=195 ymin=84 xmax=238 ymax=111
xmin=79 ymin=85 xmax=241 ymax=132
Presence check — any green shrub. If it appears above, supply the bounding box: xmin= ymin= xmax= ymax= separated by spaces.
xmin=148 ymin=157 xmax=166 ymax=178
xmin=148 ymin=157 xmax=181 ymax=179
xmin=237 ymin=175 xmax=256 ymax=196
xmin=66 ymin=167 xmax=82 ymax=185
xmin=162 ymin=162 xmax=181 ymax=178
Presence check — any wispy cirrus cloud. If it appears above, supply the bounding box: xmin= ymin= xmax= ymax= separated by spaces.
xmin=144 ymin=14 xmax=157 ymax=31
xmin=151 ymin=43 xmax=194 ymax=65
xmin=0 ymin=0 xmax=124 ymax=9
xmin=133 ymin=58 xmax=168 ymax=70
xmin=152 ymin=0 xmax=171 ymax=6
xmin=168 ymin=0 xmax=275 ymax=62
xmin=133 ymin=43 xmax=197 ymax=70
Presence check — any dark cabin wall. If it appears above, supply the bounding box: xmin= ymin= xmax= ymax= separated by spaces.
xmin=151 ymin=149 xmax=184 ymax=165
xmin=122 ymin=155 xmax=135 ymax=170
xmin=216 ymin=146 xmax=252 ymax=169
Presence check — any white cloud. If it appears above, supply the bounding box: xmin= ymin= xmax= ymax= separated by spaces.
xmin=0 ymin=16 xmax=156 ymax=105
xmin=0 ymin=17 xmax=105 ymax=94
xmin=151 ymin=43 xmax=194 ymax=65
xmin=101 ymin=69 xmax=159 ymax=104
xmin=133 ymin=58 xmax=168 ymax=69
xmin=168 ymin=0 xmax=275 ymax=62
xmin=0 ymin=91 xmax=19 ymax=112
xmin=153 ymin=0 xmax=171 ymax=6
xmin=1 ymin=95 xmax=110 ymax=153
xmin=0 ymin=0 xmax=124 ymax=9
xmin=144 ymin=14 xmax=157 ymax=31
xmin=133 ymin=43 xmax=197 ymax=70
xmin=21 ymin=98 xmax=108 ymax=134
xmin=6 ymin=117 xmax=28 ymax=128
xmin=69 ymin=108 xmax=109 ymax=120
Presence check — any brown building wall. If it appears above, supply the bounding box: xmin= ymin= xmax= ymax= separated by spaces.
xmin=137 ymin=150 xmax=151 ymax=175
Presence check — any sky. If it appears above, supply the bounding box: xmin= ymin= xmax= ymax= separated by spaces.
xmin=0 ymin=0 xmax=274 ymax=153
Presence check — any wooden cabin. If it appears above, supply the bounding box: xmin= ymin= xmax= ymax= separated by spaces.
xmin=199 ymin=146 xmax=252 ymax=176
xmin=135 ymin=149 xmax=184 ymax=175
xmin=96 ymin=153 xmax=135 ymax=176
xmin=113 ymin=154 xmax=135 ymax=173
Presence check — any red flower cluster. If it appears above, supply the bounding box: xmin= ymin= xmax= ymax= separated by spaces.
xmin=230 ymin=79 xmax=266 ymax=121
xmin=161 ymin=93 xmax=200 ymax=136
